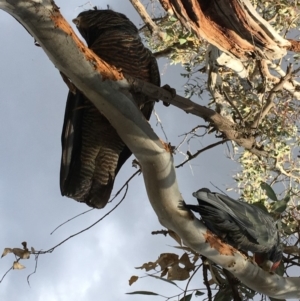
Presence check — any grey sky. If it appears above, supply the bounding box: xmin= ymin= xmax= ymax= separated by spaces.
xmin=0 ymin=1 xmax=237 ymax=300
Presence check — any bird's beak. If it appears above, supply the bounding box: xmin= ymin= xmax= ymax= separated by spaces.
xmin=72 ymin=17 xmax=80 ymax=27
xmin=271 ymin=261 xmax=281 ymax=272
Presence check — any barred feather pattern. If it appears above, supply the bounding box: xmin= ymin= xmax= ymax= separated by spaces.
xmin=60 ymin=10 xmax=160 ymax=208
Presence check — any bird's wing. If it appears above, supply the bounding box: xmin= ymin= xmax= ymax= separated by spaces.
xmin=60 ymin=10 xmax=160 ymax=209
xmin=60 ymin=91 xmax=128 ymax=208
xmin=194 ymin=190 xmax=277 ymax=247
xmin=196 ymin=191 xmax=277 ymax=245
xmin=60 ymin=90 xmax=84 ymax=194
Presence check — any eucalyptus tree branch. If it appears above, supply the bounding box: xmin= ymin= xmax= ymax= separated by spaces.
xmin=128 ymin=0 xmax=165 ymax=39
xmin=259 ymin=60 xmax=300 ymax=99
xmin=251 ymin=64 xmax=293 ymax=129
xmin=157 ymin=0 xmax=290 ymax=61
xmin=176 ymin=140 xmax=229 ymax=168
xmin=206 ymin=45 xmax=252 ymax=91
xmin=1 ymin=1 xmax=300 ymax=298
xmin=128 ymin=77 xmax=267 ymax=156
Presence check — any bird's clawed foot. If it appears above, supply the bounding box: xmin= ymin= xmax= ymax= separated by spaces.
xmin=161 ymin=84 xmax=176 ymax=107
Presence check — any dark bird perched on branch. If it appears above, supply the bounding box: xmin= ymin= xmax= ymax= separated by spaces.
xmin=60 ymin=9 xmax=160 ymax=208
xmin=184 ymin=188 xmax=282 ymax=271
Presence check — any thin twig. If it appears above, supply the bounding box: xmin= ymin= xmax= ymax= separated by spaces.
xmin=251 ymin=64 xmax=293 ymax=128
xmin=223 ymin=91 xmax=244 ymax=122
xmin=129 ymin=0 xmax=165 ymax=39
xmin=33 ymin=170 xmax=140 ymax=255
xmin=202 ymin=257 xmax=212 ymax=301
xmin=153 ymin=109 xmax=168 ymax=142
xmin=27 ymin=253 xmax=39 ymax=286
xmin=183 ymin=264 xmax=202 ymax=301
xmin=0 ymin=266 xmax=13 ymax=284
xmin=223 ymin=269 xmax=242 ymax=301
xmin=50 ymin=208 xmax=94 ymax=235
xmin=176 ymin=139 xmax=229 ymax=168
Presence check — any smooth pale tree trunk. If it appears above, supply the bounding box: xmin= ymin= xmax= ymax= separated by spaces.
xmin=0 ymin=0 xmax=299 ymax=299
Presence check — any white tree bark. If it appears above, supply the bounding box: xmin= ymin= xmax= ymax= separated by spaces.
xmin=0 ymin=0 xmax=299 ymax=298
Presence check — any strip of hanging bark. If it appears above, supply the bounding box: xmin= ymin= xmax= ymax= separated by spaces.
xmin=158 ymin=0 xmax=290 ymax=61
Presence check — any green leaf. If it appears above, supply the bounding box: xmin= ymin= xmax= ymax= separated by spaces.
xmin=179 ymin=38 xmax=187 ymax=45
xmin=283 ymin=195 xmax=290 ymax=203
xmin=126 ymin=291 xmax=160 ymax=296
xmin=169 ymin=16 xmax=177 ymax=22
xmin=251 ymin=202 xmax=268 ymax=213
xmin=239 ymin=284 xmax=256 ymax=299
xmin=269 ymin=297 xmax=286 ymax=301
xmin=260 ymin=182 xmax=278 ymax=201
xmin=195 ymin=290 xmax=205 ymax=296
xmin=214 ymin=288 xmax=232 ymax=301
xmin=271 ymin=199 xmax=289 ymax=213
xmin=179 ymin=293 xmax=193 ymax=301
xmin=147 ymin=274 xmax=179 ymax=287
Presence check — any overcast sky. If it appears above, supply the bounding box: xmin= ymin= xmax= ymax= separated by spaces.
xmin=0 ymin=1 xmax=238 ymax=300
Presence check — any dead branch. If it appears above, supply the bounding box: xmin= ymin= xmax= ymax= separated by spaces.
xmin=251 ymin=64 xmax=293 ymax=128
xmin=176 ymin=139 xmax=229 ymax=168
xmin=128 ymin=77 xmax=267 ymax=156
xmin=129 ymin=0 xmax=165 ymax=39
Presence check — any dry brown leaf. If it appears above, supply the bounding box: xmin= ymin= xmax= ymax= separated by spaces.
xmin=1 ymin=248 xmax=13 ymax=257
xmin=20 ymin=250 xmax=30 ymax=259
xmin=129 ymin=275 xmax=138 ymax=286
xmin=157 ymin=253 xmax=179 ymax=270
xmin=179 ymin=253 xmax=194 ymax=271
xmin=173 ymin=245 xmax=197 ymax=254
xmin=11 ymin=248 xmax=25 ymax=258
xmin=13 ymin=261 xmax=25 ymax=270
xmin=208 ymin=278 xmax=216 ymax=286
xmin=160 ymin=268 xmax=168 ymax=277
xmin=167 ymin=263 xmax=190 ymax=281
xmin=12 ymin=248 xmax=30 ymax=259
xmin=192 ymin=254 xmax=200 ymax=263
xmin=135 ymin=261 xmax=157 ymax=271
xmin=168 ymin=230 xmax=182 ymax=246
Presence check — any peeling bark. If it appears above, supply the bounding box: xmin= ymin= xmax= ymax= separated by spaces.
xmin=158 ymin=0 xmax=290 ymax=60
xmin=287 ymin=39 xmax=300 ymax=52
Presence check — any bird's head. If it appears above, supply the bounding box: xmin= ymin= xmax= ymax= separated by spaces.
xmin=192 ymin=188 xmax=211 ymax=199
xmin=72 ymin=10 xmax=136 ymax=47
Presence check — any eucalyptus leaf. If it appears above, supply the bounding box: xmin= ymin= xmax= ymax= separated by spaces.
xmin=126 ymin=291 xmax=160 ymax=296
xmin=260 ymin=182 xmax=278 ymax=201
xmin=147 ymin=274 xmax=179 ymax=287
xmin=195 ymin=290 xmax=205 ymax=296
xmin=179 ymin=293 xmax=193 ymax=301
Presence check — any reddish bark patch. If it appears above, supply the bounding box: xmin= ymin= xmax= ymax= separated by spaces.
xmin=204 ymin=231 xmax=235 ymax=256
xmin=287 ymin=39 xmax=300 ymax=52
xmin=50 ymin=10 xmax=124 ymax=81
xmin=160 ymin=0 xmax=288 ymax=60
xmin=159 ymin=139 xmax=175 ymax=154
